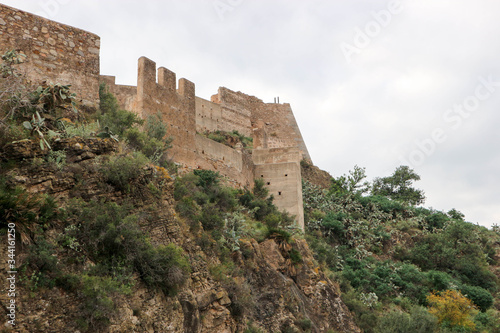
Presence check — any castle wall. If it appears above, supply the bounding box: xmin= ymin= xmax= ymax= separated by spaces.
xmin=253 ymin=103 xmax=311 ymax=161
xmin=0 ymin=4 xmax=100 ymax=108
xmin=253 ymin=148 xmax=304 ymax=230
xmin=100 ymin=75 xmax=138 ymax=112
xmin=195 ymin=97 xmax=223 ymax=133
xmin=195 ymin=135 xmax=254 ymax=188
xmin=210 ymin=87 xmax=253 ymax=137
xmin=211 ymin=87 xmax=311 ymax=161
xmin=196 ymin=135 xmax=242 ymax=171
xmin=136 ymin=57 xmax=197 ymax=166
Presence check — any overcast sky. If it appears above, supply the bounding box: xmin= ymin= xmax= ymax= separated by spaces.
xmin=2 ymin=0 xmax=499 ymax=228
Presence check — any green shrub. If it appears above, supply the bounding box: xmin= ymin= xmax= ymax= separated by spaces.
xmin=135 ymin=243 xmax=190 ymax=296
xmin=212 ymin=186 xmax=237 ymax=211
xmin=174 ymin=173 xmax=200 ymax=200
xmin=460 ymin=284 xmax=494 ymax=312
xmin=176 ymin=197 xmax=199 ymax=221
xmin=145 ymin=112 xmax=168 ymax=141
xmin=267 ymin=228 xmax=292 ymax=244
xmin=26 ymin=238 xmax=58 ymax=273
xmin=24 ymin=238 xmax=59 ymax=289
xmin=198 ymin=203 xmax=224 ymax=232
xmin=424 ymin=212 xmax=448 ymax=231
xmin=0 ymin=122 xmax=29 ymax=148
xmin=0 ymin=178 xmax=59 ymax=237
xmin=207 ymin=132 xmax=226 ymax=143
xmin=253 ymin=178 xmax=268 ymax=199
xmin=100 ymin=152 xmax=149 ymax=192
xmin=289 ymin=248 xmax=302 ymax=265
xmin=55 ymin=273 xmax=81 ymax=292
xmin=305 ymin=234 xmax=341 ymax=270
xmin=321 ymin=211 xmax=347 ymax=241
xmin=264 ymin=212 xmax=281 ymax=228
xmin=62 ymin=120 xmax=100 ymax=138
xmin=427 ymin=270 xmax=453 ymax=291
xmin=46 ymin=150 xmax=67 ymax=170
xmin=376 ymin=306 xmax=438 ymax=333
xmin=194 ymin=169 xmax=220 ymax=190
xmin=474 ymin=309 xmax=500 ymax=332
xmin=78 ymin=275 xmax=130 ymax=331
xmin=99 ymin=83 xmax=143 ymax=136
xmin=125 ymin=128 xmax=166 ymax=157
xmin=358 ymin=195 xmax=407 ymax=217
xmin=67 ymin=200 xmax=190 ymax=295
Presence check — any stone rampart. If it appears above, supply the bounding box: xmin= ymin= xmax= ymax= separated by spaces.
xmin=0 ymin=4 xmax=100 ymax=107
xmin=136 ymin=56 xmax=197 ymax=166
xmin=195 ymin=97 xmax=223 ymax=133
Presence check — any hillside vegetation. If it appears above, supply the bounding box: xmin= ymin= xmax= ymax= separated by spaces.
xmin=1 ymin=50 xmax=499 ymax=332
xmin=302 ymin=162 xmax=500 ymax=332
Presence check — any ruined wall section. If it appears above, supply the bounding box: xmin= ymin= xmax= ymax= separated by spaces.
xmin=195 ymin=97 xmax=223 ymax=133
xmin=137 ymin=57 xmax=197 ymax=166
xmin=210 ymin=87 xmax=253 ymax=137
xmin=99 ymin=75 xmax=138 ymax=112
xmin=253 ymin=148 xmax=304 ymax=230
xmin=195 ymin=135 xmax=254 ymax=188
xmin=212 ymin=87 xmax=311 ymax=161
xmin=253 ymin=103 xmax=311 ymax=162
xmin=0 ymin=4 xmax=100 ymax=107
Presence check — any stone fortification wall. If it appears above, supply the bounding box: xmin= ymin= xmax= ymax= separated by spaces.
xmin=253 ymin=148 xmax=304 ymax=229
xmin=195 ymin=135 xmax=254 ymax=188
xmin=136 ymin=56 xmax=197 ymax=166
xmin=211 ymin=87 xmax=311 ymax=161
xmin=195 ymin=97 xmax=223 ymax=133
xmin=99 ymin=75 xmax=138 ymax=112
xmin=101 ymin=59 xmax=256 ymax=189
xmin=252 ymin=103 xmax=311 ymax=161
xmin=210 ymin=87 xmax=253 ymax=137
xmin=0 ymin=4 xmax=100 ymax=107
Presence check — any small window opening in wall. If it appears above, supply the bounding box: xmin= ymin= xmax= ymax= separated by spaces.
xmin=267 ymin=182 xmax=270 ymax=185
xmin=202 ymin=150 xmax=205 ymax=154
xmin=278 ymin=191 xmax=282 ymax=196
xmin=261 ymin=175 xmax=264 ymax=177
xmin=285 ymin=174 xmax=288 ymax=177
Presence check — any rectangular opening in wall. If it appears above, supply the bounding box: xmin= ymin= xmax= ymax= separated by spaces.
xmin=267 ymin=182 xmax=270 ymax=185
xmin=285 ymin=174 xmax=288 ymax=177
xmin=261 ymin=175 xmax=264 ymax=177
xmin=278 ymin=191 xmax=282 ymax=195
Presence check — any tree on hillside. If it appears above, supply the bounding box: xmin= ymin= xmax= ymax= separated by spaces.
xmin=427 ymin=290 xmax=477 ymax=330
xmin=371 ymin=166 xmax=425 ymax=205
xmin=330 ymin=165 xmax=370 ymax=196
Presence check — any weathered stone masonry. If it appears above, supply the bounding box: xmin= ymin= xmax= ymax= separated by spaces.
xmin=0 ymin=3 xmax=310 ymax=229
xmin=0 ymin=4 xmax=100 ymax=107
